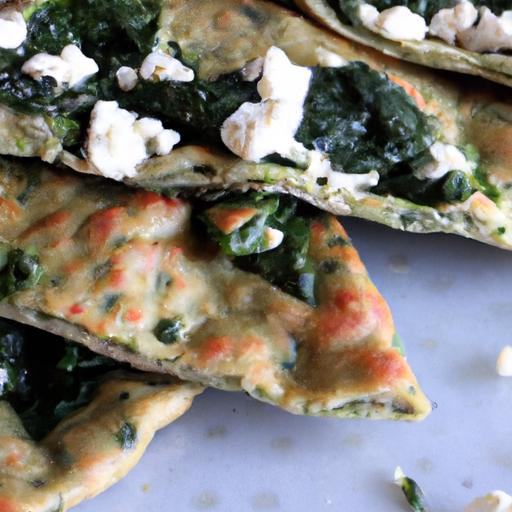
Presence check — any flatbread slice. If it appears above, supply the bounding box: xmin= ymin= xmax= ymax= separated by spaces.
xmin=0 ymin=0 xmax=511 ymax=250
xmin=0 ymin=157 xmax=430 ymax=420
xmin=0 ymin=319 xmax=202 ymax=512
xmin=288 ymin=0 xmax=512 ymax=88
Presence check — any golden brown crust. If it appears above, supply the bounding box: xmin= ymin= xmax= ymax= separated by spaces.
xmin=0 ymin=375 xmax=202 ymax=512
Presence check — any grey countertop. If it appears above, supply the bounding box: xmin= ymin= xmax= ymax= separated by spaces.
xmin=76 ymin=217 xmax=512 ymax=512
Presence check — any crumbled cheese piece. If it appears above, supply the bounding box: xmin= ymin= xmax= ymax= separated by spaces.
xmin=429 ymin=1 xmax=478 ymax=45
xmin=21 ymin=44 xmax=99 ymax=88
xmin=360 ymin=4 xmax=428 ymax=41
xmin=414 ymin=142 xmax=473 ymax=180
xmin=496 ymin=346 xmax=512 ymax=377
xmin=315 ymin=47 xmax=348 ymax=67
xmin=464 ymin=490 xmax=512 ymax=512
xmin=241 ymin=57 xmax=264 ymax=81
xmin=116 ymin=66 xmax=139 ymax=91
xmin=257 ymin=46 xmax=311 ymax=104
xmin=221 ymin=46 xmax=311 ymax=162
xmin=306 ymin=151 xmax=379 ymax=198
xmin=458 ymin=8 xmax=512 ymax=53
xmin=0 ymin=9 xmax=27 ymax=49
xmin=139 ymin=51 xmax=194 ymax=82
xmin=263 ymin=227 xmax=284 ymax=251
xmin=87 ymin=101 xmax=180 ymax=180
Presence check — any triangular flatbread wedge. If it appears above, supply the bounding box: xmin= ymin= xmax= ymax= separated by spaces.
xmin=0 ymin=158 xmax=430 ymax=420
xmin=288 ymin=0 xmax=512 ymax=88
xmin=0 ymin=0 xmax=510 ymax=250
xmin=0 ymin=319 xmax=202 ymax=512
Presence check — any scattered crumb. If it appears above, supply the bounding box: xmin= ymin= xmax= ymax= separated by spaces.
xmin=205 ymin=425 xmax=227 ymax=439
xmin=496 ymin=345 xmax=512 ymax=376
xmin=141 ymin=483 xmax=151 ymax=493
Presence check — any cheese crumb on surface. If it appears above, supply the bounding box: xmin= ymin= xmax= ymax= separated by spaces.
xmin=414 ymin=142 xmax=473 ymax=180
xmin=87 ymin=101 xmax=180 ymax=180
xmin=359 ymin=4 xmax=428 ymax=41
xmin=315 ymin=47 xmax=348 ymax=67
xmin=116 ymin=66 xmax=139 ymax=91
xmin=221 ymin=46 xmax=311 ymax=162
xmin=429 ymin=1 xmax=478 ymax=45
xmin=465 ymin=490 xmax=512 ymax=512
xmin=306 ymin=151 xmax=379 ymax=198
xmin=0 ymin=9 xmax=27 ymax=49
xmin=496 ymin=346 xmax=512 ymax=377
xmin=139 ymin=51 xmax=194 ymax=82
xmin=263 ymin=227 xmax=284 ymax=251
xmin=22 ymin=44 xmax=99 ymax=88
xmin=458 ymin=7 xmax=512 ymax=53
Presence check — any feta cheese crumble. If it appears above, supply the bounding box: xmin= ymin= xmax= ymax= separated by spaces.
xmin=221 ymin=46 xmax=311 ymax=162
xmin=359 ymin=4 xmax=428 ymax=41
xmin=140 ymin=51 xmax=194 ymax=82
xmin=458 ymin=7 xmax=512 ymax=53
xmin=496 ymin=345 xmax=512 ymax=377
xmin=429 ymin=1 xmax=478 ymax=45
xmin=116 ymin=66 xmax=139 ymax=91
xmin=315 ymin=47 xmax=348 ymax=67
xmin=414 ymin=142 xmax=473 ymax=180
xmin=87 ymin=101 xmax=180 ymax=180
xmin=0 ymin=9 xmax=27 ymax=49
xmin=263 ymin=227 xmax=284 ymax=251
xmin=306 ymin=151 xmax=379 ymax=198
xmin=465 ymin=490 xmax=512 ymax=512
xmin=22 ymin=44 xmax=99 ymax=88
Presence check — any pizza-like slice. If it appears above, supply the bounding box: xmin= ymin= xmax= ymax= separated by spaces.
xmin=0 ymin=157 xmax=430 ymax=420
xmin=283 ymin=0 xmax=512 ymax=88
xmin=0 ymin=318 xmax=202 ymax=512
xmin=0 ymin=0 xmax=511 ymax=250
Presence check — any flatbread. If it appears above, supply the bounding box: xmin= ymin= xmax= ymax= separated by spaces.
xmin=291 ymin=0 xmax=512 ymax=88
xmin=0 ymin=157 xmax=430 ymax=420
xmin=0 ymin=0 xmax=511 ymax=251
xmin=0 ymin=319 xmax=202 ymax=512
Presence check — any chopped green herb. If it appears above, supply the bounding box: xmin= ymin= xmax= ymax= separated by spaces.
xmin=103 ymin=293 xmax=120 ymax=313
xmin=115 ymin=422 xmax=137 ymax=450
xmin=394 ymin=467 xmax=429 ymax=512
xmin=0 ymin=248 xmax=44 ymax=300
xmin=153 ymin=317 xmax=184 ymax=344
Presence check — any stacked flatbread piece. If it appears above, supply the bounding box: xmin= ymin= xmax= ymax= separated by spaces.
xmin=0 ymin=0 xmax=510 ymax=509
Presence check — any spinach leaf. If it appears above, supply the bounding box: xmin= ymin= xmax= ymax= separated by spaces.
xmin=115 ymin=422 xmax=137 ymax=450
xmin=296 ymin=63 xmax=436 ymax=177
xmin=0 ymin=318 xmax=124 ymax=440
xmin=0 ymin=248 xmax=44 ymax=300
xmin=200 ymin=194 xmax=317 ymax=305
xmin=153 ymin=317 xmax=184 ymax=344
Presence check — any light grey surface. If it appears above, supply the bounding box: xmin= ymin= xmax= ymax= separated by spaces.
xmin=76 ymin=218 xmax=512 ymax=512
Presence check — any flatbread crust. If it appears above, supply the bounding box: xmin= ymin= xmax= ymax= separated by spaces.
xmin=293 ymin=0 xmax=512 ymax=88
xmin=0 ymin=158 xmax=430 ymax=420
xmin=0 ymin=373 xmax=202 ymax=512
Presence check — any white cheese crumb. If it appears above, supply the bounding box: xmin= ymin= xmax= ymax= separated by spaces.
xmin=87 ymin=101 xmax=180 ymax=180
xmin=221 ymin=46 xmax=311 ymax=162
xmin=306 ymin=151 xmax=379 ymax=198
xmin=360 ymin=4 xmax=428 ymax=41
xmin=429 ymin=1 xmax=478 ymax=45
xmin=464 ymin=490 xmax=512 ymax=512
xmin=0 ymin=368 xmax=8 ymax=392
xmin=0 ymin=9 xmax=27 ymax=49
xmin=263 ymin=227 xmax=284 ymax=251
xmin=21 ymin=44 xmax=99 ymax=88
xmin=139 ymin=51 xmax=194 ymax=82
xmin=458 ymin=8 xmax=512 ymax=53
xmin=315 ymin=47 xmax=348 ymax=67
xmin=414 ymin=142 xmax=473 ymax=180
xmin=496 ymin=346 xmax=512 ymax=377
xmin=116 ymin=66 xmax=139 ymax=91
